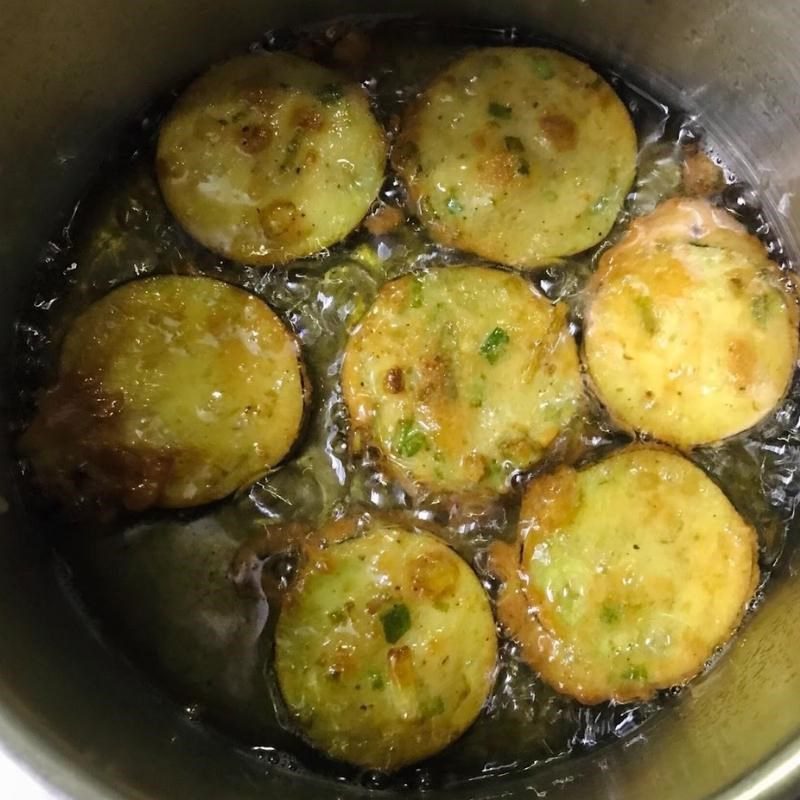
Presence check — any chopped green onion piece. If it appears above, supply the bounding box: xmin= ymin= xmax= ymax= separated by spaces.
xmin=532 ymin=58 xmax=555 ymax=80
xmin=504 ymin=135 xmax=525 ymax=153
xmin=634 ymin=295 xmax=658 ymax=335
xmin=409 ymin=276 xmax=424 ymax=308
xmin=488 ymin=101 xmax=512 ymax=119
xmin=393 ymin=418 xmax=427 ymax=457
xmin=600 ymin=604 xmax=620 ymax=624
xmin=480 ymin=327 xmax=510 ymax=364
xmin=420 ymin=695 xmax=445 ymax=718
xmin=751 ymin=292 xmax=777 ymax=326
xmin=380 ymin=603 xmax=411 ymax=644
xmin=623 ymin=664 xmax=649 ymax=681
xmin=368 ymin=670 xmax=385 ymax=690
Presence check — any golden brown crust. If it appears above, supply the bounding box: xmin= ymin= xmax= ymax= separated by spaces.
xmin=491 ymin=446 xmax=759 ymax=704
xmin=274 ymin=518 xmax=497 ymax=770
xmin=157 ymin=51 xmax=386 ymax=265
xmin=20 ymin=276 xmax=308 ymax=511
xmin=584 ymin=198 xmax=799 ymax=447
xmin=392 ymin=47 xmax=637 ymax=268
xmin=681 ymin=146 xmax=725 ymax=197
xmin=341 ymin=265 xmax=584 ymax=495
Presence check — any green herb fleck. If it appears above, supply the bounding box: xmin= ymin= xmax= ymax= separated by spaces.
xmin=393 ymin=418 xmax=427 ymax=458
xmin=409 ymin=276 xmax=424 ymax=308
xmin=480 ymin=327 xmax=510 ymax=364
xmin=368 ymin=670 xmax=385 ymax=690
xmin=380 ymin=603 xmax=411 ymax=644
xmin=634 ymin=295 xmax=658 ymax=335
xmin=751 ymin=292 xmax=777 ymax=326
xmin=531 ymin=57 xmax=555 ymax=80
xmin=468 ymin=381 xmax=485 ymax=408
xmin=317 ymin=82 xmax=344 ymax=105
xmin=623 ymin=664 xmax=649 ymax=681
xmin=518 ymin=158 xmax=531 ymax=176
xmin=542 ymin=189 xmax=558 ymax=202
xmin=488 ymin=101 xmax=512 ymax=119
xmin=328 ymin=608 xmax=347 ymax=624
xmin=447 ymin=196 xmax=464 ymax=214
xmin=504 ymin=135 xmax=525 ymax=153
xmin=485 ymin=459 xmax=507 ymax=488
xmin=600 ymin=604 xmax=620 ymax=624
xmin=420 ymin=695 xmax=446 ymax=719
xmin=279 ymin=130 xmax=303 ymax=171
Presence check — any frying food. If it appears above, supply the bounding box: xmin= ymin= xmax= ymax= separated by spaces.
xmin=15 ymin=17 xmax=798 ymax=782
xmin=20 ymin=276 xmax=307 ymax=510
xmin=490 ymin=446 xmax=759 ymax=704
xmin=393 ymin=47 xmax=637 ymax=268
xmin=157 ymin=51 xmax=386 ymax=265
xmin=585 ymin=198 xmax=798 ymax=446
xmin=274 ymin=518 xmax=497 ymax=770
xmin=341 ymin=265 xmax=583 ymax=494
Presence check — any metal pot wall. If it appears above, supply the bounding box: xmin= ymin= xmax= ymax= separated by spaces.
xmin=1 ymin=1 xmax=799 ymax=798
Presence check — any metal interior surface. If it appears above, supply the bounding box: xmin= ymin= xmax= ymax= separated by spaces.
xmin=1 ymin=1 xmax=799 ymax=798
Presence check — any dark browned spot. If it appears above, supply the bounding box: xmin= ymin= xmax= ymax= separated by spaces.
xmin=411 ymin=552 xmax=459 ymax=600
xmin=478 ymin=152 xmax=518 ymax=186
xmin=387 ymin=646 xmax=415 ymax=689
xmin=258 ymin=201 xmax=303 ymax=241
xmin=292 ymin=106 xmax=324 ymax=132
xmin=418 ymin=354 xmax=457 ymax=401
xmin=471 ymin=132 xmax=488 ymax=151
xmin=682 ymin=146 xmax=725 ymax=197
xmin=365 ymin=205 xmax=404 ymax=236
xmin=539 ymin=113 xmax=578 ymax=152
xmin=18 ymin=370 xmax=186 ymax=516
xmin=302 ymin=149 xmax=320 ymax=168
xmin=461 ymin=452 xmax=488 ymax=483
xmin=242 ymin=85 xmax=278 ymax=109
xmin=239 ymin=124 xmax=272 ymax=154
xmin=384 ymin=367 xmax=405 ymax=393
xmin=727 ymin=338 xmax=756 ymax=386
xmin=728 ymin=276 xmax=744 ymax=295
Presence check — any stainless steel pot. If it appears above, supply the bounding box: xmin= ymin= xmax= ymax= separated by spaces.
xmin=1 ymin=1 xmax=799 ymax=798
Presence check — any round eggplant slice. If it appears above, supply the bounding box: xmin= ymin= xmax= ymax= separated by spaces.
xmin=341 ymin=265 xmax=583 ymax=494
xmin=275 ymin=519 xmax=497 ymax=771
xmin=21 ymin=275 xmax=308 ymax=510
xmin=157 ymin=51 xmax=386 ymax=265
xmin=491 ymin=446 xmax=759 ymax=704
xmin=392 ymin=47 xmax=636 ymax=268
xmin=585 ymin=198 xmax=798 ymax=446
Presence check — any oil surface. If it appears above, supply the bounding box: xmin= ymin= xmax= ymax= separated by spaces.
xmin=11 ymin=17 xmax=800 ymax=792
